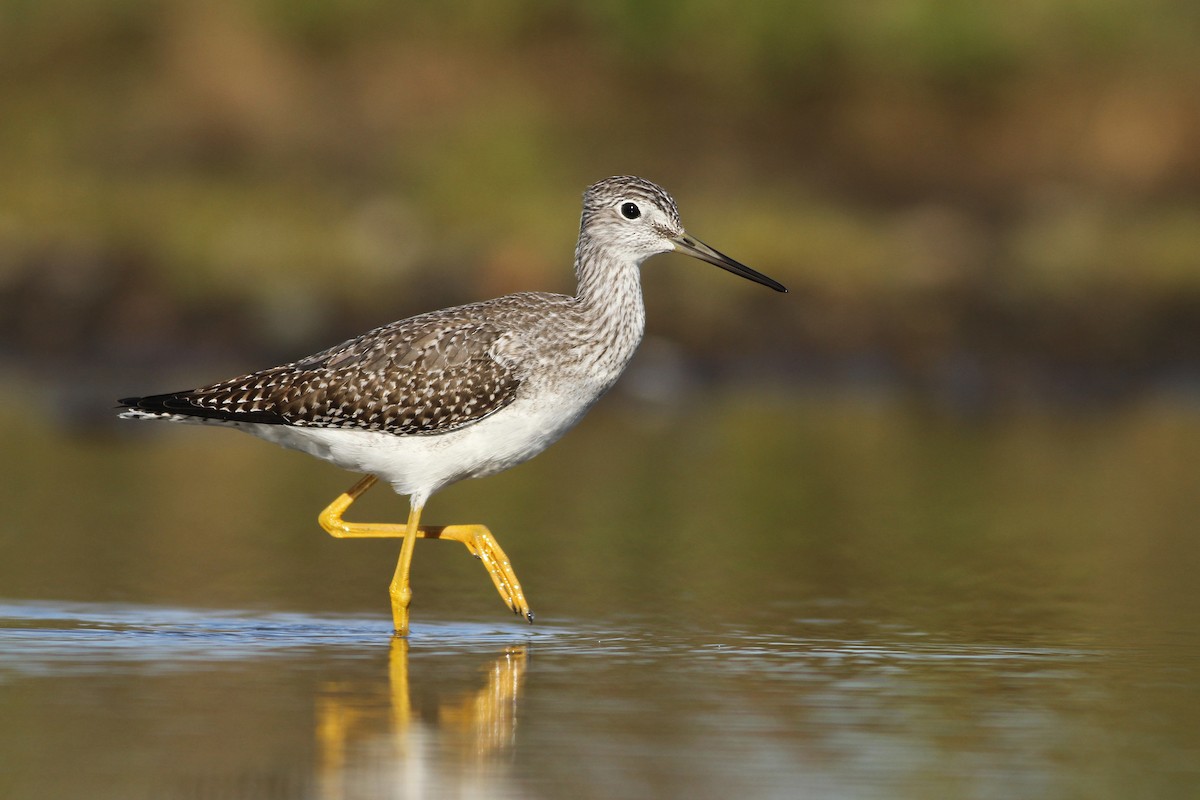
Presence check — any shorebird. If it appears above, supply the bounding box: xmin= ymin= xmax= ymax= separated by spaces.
xmin=119 ymin=176 xmax=787 ymax=635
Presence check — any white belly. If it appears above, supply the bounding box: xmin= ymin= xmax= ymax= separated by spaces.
xmin=243 ymin=386 xmax=595 ymax=506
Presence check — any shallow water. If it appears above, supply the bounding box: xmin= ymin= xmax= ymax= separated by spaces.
xmin=2 ymin=395 xmax=1199 ymax=798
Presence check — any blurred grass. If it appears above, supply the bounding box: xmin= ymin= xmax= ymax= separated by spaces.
xmin=0 ymin=1 xmax=1197 ymax=407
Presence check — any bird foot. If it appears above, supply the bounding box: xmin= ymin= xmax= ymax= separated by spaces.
xmin=423 ymin=524 xmax=533 ymax=623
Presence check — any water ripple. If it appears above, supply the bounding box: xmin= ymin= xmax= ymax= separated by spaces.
xmin=0 ymin=599 xmax=569 ymax=676
xmin=0 ymin=598 xmax=1100 ymax=681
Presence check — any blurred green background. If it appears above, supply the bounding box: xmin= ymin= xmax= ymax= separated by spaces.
xmin=1 ymin=0 xmax=1197 ymax=418
xmin=0 ymin=0 xmax=1196 ymax=626
xmin=2 ymin=6 xmax=1200 ymax=797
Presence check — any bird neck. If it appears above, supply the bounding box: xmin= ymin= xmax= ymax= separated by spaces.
xmin=572 ymin=231 xmax=645 ymax=315
xmin=566 ymin=231 xmax=647 ymax=378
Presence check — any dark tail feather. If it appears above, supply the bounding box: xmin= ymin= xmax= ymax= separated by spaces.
xmin=117 ymin=392 xmax=286 ymax=424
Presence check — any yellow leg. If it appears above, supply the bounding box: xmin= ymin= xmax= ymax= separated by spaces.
xmin=387 ymin=502 xmax=421 ymax=635
xmin=318 ymin=475 xmax=533 ymax=634
xmin=420 ymin=523 xmax=532 ymax=625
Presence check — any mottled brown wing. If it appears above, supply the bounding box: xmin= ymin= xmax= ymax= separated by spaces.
xmin=127 ymin=311 xmax=521 ymax=436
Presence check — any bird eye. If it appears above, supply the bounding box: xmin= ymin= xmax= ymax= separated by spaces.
xmin=620 ymin=202 xmax=641 ymax=220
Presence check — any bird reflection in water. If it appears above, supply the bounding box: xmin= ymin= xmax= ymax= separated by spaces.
xmin=315 ymin=641 xmax=527 ymax=798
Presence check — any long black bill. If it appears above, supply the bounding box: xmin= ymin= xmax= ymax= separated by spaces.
xmin=671 ymin=234 xmax=788 ymax=293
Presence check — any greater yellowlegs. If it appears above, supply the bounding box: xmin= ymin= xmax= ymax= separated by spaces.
xmin=119 ymin=176 xmax=787 ymax=635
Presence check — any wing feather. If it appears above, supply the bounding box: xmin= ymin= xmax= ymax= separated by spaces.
xmin=121 ymin=308 xmax=522 ymax=436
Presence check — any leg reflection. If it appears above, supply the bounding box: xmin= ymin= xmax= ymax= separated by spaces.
xmin=316 ymin=640 xmax=528 ymax=797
